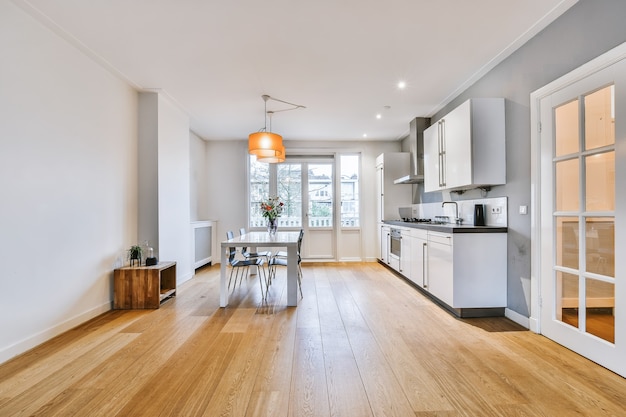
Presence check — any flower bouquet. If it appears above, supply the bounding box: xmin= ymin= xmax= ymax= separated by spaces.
xmin=260 ymin=196 xmax=284 ymax=234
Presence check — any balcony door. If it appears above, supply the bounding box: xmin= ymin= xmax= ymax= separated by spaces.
xmin=535 ymin=51 xmax=626 ymax=377
xmin=250 ymin=155 xmax=335 ymax=260
xmin=278 ymin=160 xmax=335 ymax=260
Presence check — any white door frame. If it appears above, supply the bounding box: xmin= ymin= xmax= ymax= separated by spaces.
xmin=530 ymin=41 xmax=626 ymax=334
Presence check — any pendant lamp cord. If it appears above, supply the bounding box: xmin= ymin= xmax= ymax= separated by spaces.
xmin=258 ymin=94 xmax=305 ymax=133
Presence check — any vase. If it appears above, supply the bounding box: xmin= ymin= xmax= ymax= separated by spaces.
xmin=267 ymin=218 xmax=278 ymax=235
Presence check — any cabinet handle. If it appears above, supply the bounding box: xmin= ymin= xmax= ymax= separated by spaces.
xmin=438 ymin=121 xmax=443 ymax=187
xmin=441 ymin=119 xmax=446 ymax=187
xmin=398 ymin=236 xmax=402 ymax=271
xmin=423 ymin=242 xmax=428 ymax=288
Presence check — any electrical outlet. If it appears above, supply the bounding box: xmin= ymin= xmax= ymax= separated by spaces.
xmin=491 ymin=206 xmax=502 ymax=214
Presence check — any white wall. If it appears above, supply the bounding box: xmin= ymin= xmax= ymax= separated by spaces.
xmin=205 ymin=140 xmax=250 ymax=243
xmin=138 ymin=93 xmax=159 ymax=260
xmin=157 ymin=95 xmax=192 ymax=282
xmin=138 ymin=92 xmax=193 ymax=283
xmin=0 ymin=1 xmax=138 ymax=362
xmin=190 ymin=131 xmax=209 ymax=221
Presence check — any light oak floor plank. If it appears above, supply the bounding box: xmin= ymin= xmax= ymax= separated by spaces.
xmin=1 ymin=263 xmax=626 ymax=417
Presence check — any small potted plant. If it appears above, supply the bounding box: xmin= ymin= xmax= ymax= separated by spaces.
xmin=128 ymin=245 xmax=142 ymax=267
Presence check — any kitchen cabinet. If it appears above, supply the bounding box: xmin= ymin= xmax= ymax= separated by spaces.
xmin=425 ymin=231 xmax=507 ymax=316
xmin=380 ymin=221 xmax=507 ymax=316
xmin=423 ymin=98 xmax=505 ymax=193
xmin=399 ymin=227 xmax=411 ymax=277
xmin=379 ymin=224 xmax=390 ymax=264
xmin=408 ymin=228 xmax=428 ymax=288
xmin=427 ymin=232 xmax=454 ymax=306
xmin=376 ymin=153 xmax=411 ymax=222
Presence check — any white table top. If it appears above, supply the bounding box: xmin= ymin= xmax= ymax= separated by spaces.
xmin=221 ymin=231 xmax=300 ymax=246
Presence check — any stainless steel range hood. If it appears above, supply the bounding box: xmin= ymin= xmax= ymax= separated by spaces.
xmin=394 ymin=117 xmax=430 ymax=184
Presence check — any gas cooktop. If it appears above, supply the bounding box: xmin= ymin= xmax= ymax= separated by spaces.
xmin=398 ymin=218 xmax=432 ymax=223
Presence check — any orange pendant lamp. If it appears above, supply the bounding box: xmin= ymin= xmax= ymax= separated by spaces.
xmin=256 ymin=144 xmax=286 ymax=163
xmin=248 ymin=132 xmax=283 ymax=158
xmin=249 ymin=95 xmax=284 ymax=159
xmin=248 ymin=94 xmax=305 ymax=163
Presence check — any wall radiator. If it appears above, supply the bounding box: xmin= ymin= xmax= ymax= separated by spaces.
xmin=192 ymin=221 xmax=215 ymax=269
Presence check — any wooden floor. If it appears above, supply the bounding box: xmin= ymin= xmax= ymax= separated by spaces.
xmin=1 ymin=262 xmax=626 ymax=417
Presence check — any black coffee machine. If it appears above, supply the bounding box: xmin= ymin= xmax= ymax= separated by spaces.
xmin=474 ymin=204 xmax=486 ymax=226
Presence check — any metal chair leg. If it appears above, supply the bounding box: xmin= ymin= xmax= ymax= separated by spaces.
xmin=297 ymin=266 xmax=303 ymax=298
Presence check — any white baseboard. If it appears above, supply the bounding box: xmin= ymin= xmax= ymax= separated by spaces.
xmin=336 ymin=257 xmax=363 ymax=262
xmin=178 ymin=271 xmax=194 ymax=285
xmin=529 ymin=316 xmax=540 ymax=333
xmin=0 ymin=301 xmax=111 ymax=365
xmin=505 ymin=308 xmax=530 ymax=329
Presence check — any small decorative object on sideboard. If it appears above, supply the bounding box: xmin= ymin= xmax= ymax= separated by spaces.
xmin=144 ymin=240 xmax=158 ymax=266
xmin=128 ymin=245 xmax=142 ymax=267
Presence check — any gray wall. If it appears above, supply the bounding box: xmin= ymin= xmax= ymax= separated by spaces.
xmin=411 ymin=0 xmax=626 ymax=317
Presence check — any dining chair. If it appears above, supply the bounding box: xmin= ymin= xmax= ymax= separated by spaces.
xmin=239 ymin=227 xmax=272 ymax=261
xmin=226 ymin=230 xmax=270 ymax=301
xmin=268 ymin=229 xmax=304 ymax=298
xmin=226 ymin=244 xmax=268 ymax=300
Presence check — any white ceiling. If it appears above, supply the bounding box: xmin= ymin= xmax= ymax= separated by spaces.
xmin=18 ymin=0 xmax=576 ymax=141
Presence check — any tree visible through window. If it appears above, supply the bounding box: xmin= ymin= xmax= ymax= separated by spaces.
xmin=340 ymin=155 xmax=359 ymax=227
xmin=249 ymin=153 xmax=360 ymax=229
xmin=249 ymin=155 xmax=270 ymax=227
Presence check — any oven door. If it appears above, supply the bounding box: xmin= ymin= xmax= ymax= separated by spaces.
xmin=389 ymin=229 xmax=401 ymax=271
xmin=390 ymin=235 xmax=401 ymax=258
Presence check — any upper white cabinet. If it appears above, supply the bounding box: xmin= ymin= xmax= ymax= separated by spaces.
xmin=424 ymin=98 xmax=506 ymax=193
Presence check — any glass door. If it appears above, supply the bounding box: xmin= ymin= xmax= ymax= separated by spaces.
xmin=249 ymin=155 xmax=342 ymax=260
xmin=539 ymin=59 xmax=625 ymax=376
xmin=277 ymin=160 xmax=335 ymax=259
xmin=303 ymin=161 xmax=335 ymax=259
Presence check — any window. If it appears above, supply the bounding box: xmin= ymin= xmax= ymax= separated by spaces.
xmin=340 ymin=154 xmax=359 ymax=227
xmin=249 ymin=153 xmax=360 ymax=229
xmin=277 ymin=162 xmax=302 ymax=228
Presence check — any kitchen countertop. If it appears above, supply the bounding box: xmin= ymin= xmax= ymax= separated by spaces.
xmin=383 ymin=220 xmax=507 ymax=233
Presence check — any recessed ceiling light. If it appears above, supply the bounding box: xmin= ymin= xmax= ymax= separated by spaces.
xmin=362 ymin=133 xmax=367 ymax=138
xmin=397 ymin=81 xmax=406 ymax=90
xmin=376 ymin=114 xmax=382 ymax=119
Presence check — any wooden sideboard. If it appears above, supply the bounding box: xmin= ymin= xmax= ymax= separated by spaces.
xmin=114 ymin=262 xmax=176 ymax=309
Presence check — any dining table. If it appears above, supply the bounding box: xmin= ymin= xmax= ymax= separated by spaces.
xmin=220 ymin=231 xmax=301 ymax=307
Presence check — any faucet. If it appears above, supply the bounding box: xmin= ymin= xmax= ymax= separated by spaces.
xmin=442 ymin=201 xmax=462 ymax=224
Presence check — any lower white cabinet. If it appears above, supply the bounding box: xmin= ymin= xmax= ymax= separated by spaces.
xmin=399 ymin=228 xmax=411 ymax=277
xmin=426 ymin=232 xmax=454 ymax=306
xmin=379 ymin=223 xmax=507 ymax=316
xmin=379 ymin=224 xmax=390 ymax=264
xmin=426 ymin=231 xmax=507 ymax=313
xmin=408 ymin=228 xmax=428 ymax=288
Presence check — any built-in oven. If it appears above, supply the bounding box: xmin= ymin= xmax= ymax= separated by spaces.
xmin=390 ymin=228 xmax=402 ymax=261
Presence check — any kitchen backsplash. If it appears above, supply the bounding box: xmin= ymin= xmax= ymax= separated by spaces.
xmin=407 ymin=197 xmax=508 ymax=227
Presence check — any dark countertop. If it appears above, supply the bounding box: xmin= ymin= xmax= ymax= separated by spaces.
xmin=383 ymin=220 xmax=507 ymax=233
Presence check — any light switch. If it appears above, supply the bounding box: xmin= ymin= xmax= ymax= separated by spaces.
xmin=519 ymin=205 xmax=528 ymax=215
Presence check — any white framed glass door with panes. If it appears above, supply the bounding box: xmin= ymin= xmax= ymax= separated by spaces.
xmin=537 ymin=55 xmax=626 ymax=377
xmin=249 ymin=155 xmax=339 ymax=260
